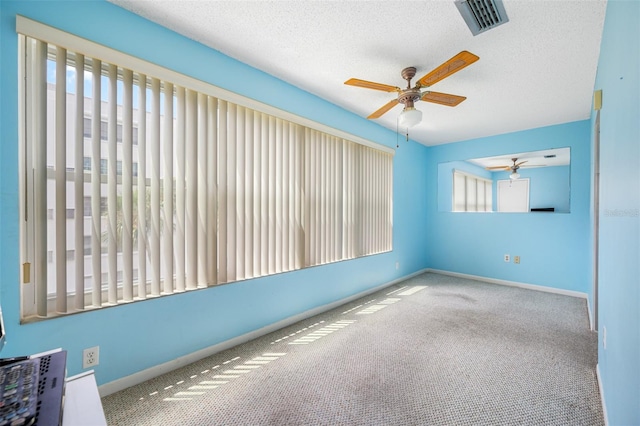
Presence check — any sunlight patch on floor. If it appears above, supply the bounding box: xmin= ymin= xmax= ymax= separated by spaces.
xmin=288 ymin=320 xmax=356 ymax=345
xmin=397 ymin=286 xmax=428 ymax=296
xmin=158 ymin=353 xmax=287 ymax=403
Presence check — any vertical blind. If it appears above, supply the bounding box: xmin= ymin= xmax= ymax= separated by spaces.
xmin=18 ymin=22 xmax=393 ymax=320
xmin=453 ymin=170 xmax=493 ymax=212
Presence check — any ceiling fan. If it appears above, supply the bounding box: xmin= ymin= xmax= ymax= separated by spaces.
xmin=485 ymin=158 xmax=528 ymax=172
xmin=344 ymin=51 xmax=479 ymax=128
xmin=486 ymin=158 xmax=530 ymax=180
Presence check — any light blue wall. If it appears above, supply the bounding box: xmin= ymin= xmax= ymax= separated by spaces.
xmin=592 ymin=1 xmax=640 ymax=424
xmin=0 ymin=1 xmax=429 ymax=386
xmin=425 ymin=120 xmax=592 ymax=294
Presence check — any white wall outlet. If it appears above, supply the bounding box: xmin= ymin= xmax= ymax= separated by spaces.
xmin=395 ymin=262 xmax=399 ymax=270
xmin=83 ymin=346 xmax=100 ymax=369
xmin=504 ymin=254 xmax=510 ymax=263
xmin=603 ymin=326 xmax=607 ymax=350
xmin=514 ymin=256 xmax=521 ymax=264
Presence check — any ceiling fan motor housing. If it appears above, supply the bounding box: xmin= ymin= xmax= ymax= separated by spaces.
xmin=399 ymin=67 xmax=421 ymax=108
xmin=401 ymin=66 xmax=417 ymax=82
xmin=398 ymin=89 xmax=421 ymax=108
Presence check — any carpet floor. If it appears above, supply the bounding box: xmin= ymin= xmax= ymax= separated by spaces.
xmin=101 ymin=272 xmax=604 ymax=425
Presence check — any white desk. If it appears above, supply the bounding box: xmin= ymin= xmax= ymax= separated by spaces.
xmin=62 ymin=370 xmax=107 ymax=426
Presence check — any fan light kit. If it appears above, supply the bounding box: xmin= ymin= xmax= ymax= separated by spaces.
xmin=398 ymin=107 xmax=422 ymax=128
xmin=344 ymin=51 xmax=479 ymax=129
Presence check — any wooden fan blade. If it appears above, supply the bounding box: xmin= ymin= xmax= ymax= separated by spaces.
xmin=417 ymin=51 xmax=479 ymax=87
xmin=486 ymin=166 xmax=511 ymax=170
xmin=421 ymin=91 xmax=467 ymax=107
xmin=344 ymin=78 xmax=401 ymax=93
xmin=515 ymin=160 xmax=528 ymax=167
xmin=367 ymin=99 xmax=399 ymax=119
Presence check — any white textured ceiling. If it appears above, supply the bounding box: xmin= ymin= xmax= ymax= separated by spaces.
xmin=108 ymin=0 xmax=607 ymax=146
xmin=467 ymin=147 xmax=570 ymax=169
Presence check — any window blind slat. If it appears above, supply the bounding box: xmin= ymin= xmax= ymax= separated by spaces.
xmin=243 ymin=108 xmax=254 ymax=279
xmin=371 ymin=151 xmax=382 ymax=253
xmin=73 ymin=52 xmax=85 ymax=311
xmin=207 ymin=96 xmax=218 ymax=286
xmin=185 ymin=89 xmax=198 ymax=289
xmin=33 ymin=40 xmax=48 ymax=316
xmin=260 ymin=114 xmax=269 ymax=275
xmin=324 ymin=135 xmax=330 ymax=262
xmin=162 ymin=82 xmax=174 ymax=295
xmin=235 ymin=106 xmax=245 ymax=280
xmin=367 ymin=148 xmax=373 ymax=254
xmin=55 ymin=47 xmax=67 ymax=313
xmin=385 ymin=154 xmax=393 ymax=246
xmin=197 ymin=93 xmax=208 ymax=287
xmin=285 ymin=122 xmax=294 ymax=268
xmin=275 ymin=119 xmax=283 ymax=273
xmin=175 ymin=86 xmax=186 ymax=292
xmin=137 ymin=73 xmax=148 ymax=300
xmin=252 ymin=112 xmax=262 ymax=276
xmin=267 ymin=117 xmax=276 ymax=274
xmin=217 ymin=100 xmax=228 ymax=284
xmin=319 ymin=134 xmax=326 ymax=264
xmin=227 ymin=103 xmax=237 ymax=281
xmin=249 ymin=111 xmax=262 ymax=277
xmin=107 ymin=64 xmax=118 ymax=304
xmin=122 ymin=68 xmax=134 ymax=302
xmin=305 ymin=130 xmax=314 ymax=266
xmin=295 ymin=125 xmax=304 ymax=270
xmin=90 ymin=58 xmax=102 ymax=307
xmin=357 ymin=146 xmax=363 ymax=255
xmin=149 ymin=77 xmax=162 ymax=296
xmin=335 ymin=138 xmax=342 ymax=261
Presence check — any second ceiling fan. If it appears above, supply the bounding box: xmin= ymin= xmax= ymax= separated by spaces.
xmin=344 ymin=51 xmax=479 ymax=127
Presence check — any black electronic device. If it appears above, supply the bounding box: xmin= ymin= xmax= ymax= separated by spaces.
xmin=0 ymin=357 xmax=40 ymax=425
xmin=0 ymin=350 xmax=67 ymax=426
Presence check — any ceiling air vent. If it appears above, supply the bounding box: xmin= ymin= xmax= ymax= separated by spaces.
xmin=454 ymin=0 xmax=509 ymax=36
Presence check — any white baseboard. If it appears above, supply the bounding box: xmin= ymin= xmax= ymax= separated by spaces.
xmin=426 ymin=268 xmax=588 ymax=299
xmin=99 ymin=268 xmax=429 ymax=397
xmin=596 ymin=364 xmax=609 ymax=426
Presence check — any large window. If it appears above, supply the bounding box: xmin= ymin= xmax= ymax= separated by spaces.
xmin=18 ymin=17 xmax=393 ymax=321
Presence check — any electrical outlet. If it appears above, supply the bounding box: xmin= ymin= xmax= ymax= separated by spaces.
xmin=504 ymin=254 xmax=510 ymax=263
xmin=603 ymin=326 xmax=607 ymax=350
xmin=514 ymin=256 xmax=520 ymax=264
xmin=395 ymin=262 xmax=399 ymax=270
xmin=83 ymin=346 xmax=100 ymax=369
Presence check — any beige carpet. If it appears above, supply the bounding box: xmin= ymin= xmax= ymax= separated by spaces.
xmin=102 ymin=272 xmax=604 ymax=425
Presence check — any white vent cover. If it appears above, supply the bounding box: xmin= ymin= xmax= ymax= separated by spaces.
xmin=455 ymin=0 xmax=509 ymax=36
